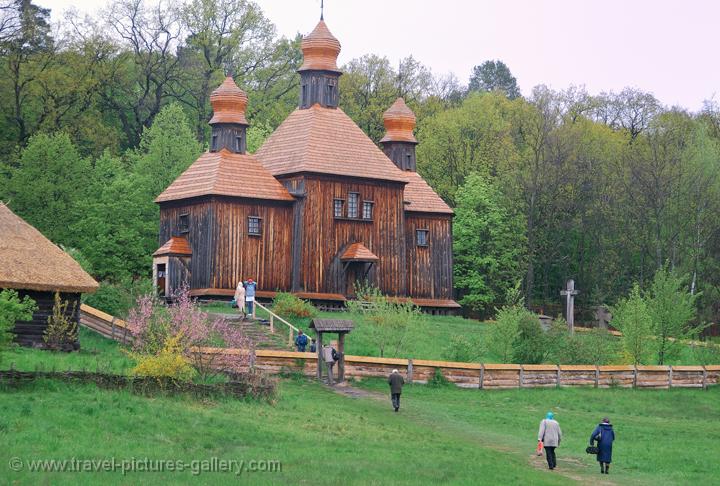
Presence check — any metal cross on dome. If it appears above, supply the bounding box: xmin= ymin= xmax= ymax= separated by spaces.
xmin=560 ymin=279 xmax=579 ymax=333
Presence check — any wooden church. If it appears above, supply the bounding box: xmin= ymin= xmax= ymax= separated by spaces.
xmin=154 ymin=18 xmax=458 ymax=313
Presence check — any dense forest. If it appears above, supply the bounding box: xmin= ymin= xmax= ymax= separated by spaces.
xmin=1 ymin=0 xmax=720 ymax=325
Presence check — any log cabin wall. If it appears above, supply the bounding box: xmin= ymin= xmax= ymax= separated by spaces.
xmin=288 ymin=174 xmax=407 ymax=296
xmin=210 ymin=197 xmax=293 ymax=291
xmin=405 ymin=213 xmax=454 ymax=300
xmin=159 ymin=199 xmax=214 ymax=289
xmin=10 ymin=290 xmax=81 ymax=348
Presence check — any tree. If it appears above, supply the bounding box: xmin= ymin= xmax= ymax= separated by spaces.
xmin=453 ymin=173 xmax=526 ymax=316
xmin=6 ymin=131 xmax=89 ymax=246
xmin=646 ymin=267 xmax=700 ymax=364
xmin=612 ymin=284 xmax=653 ymax=365
xmin=0 ymin=288 xmax=36 ymax=362
xmin=468 ymin=60 xmax=520 ymax=99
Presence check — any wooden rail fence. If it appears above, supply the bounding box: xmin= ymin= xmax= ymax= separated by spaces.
xmin=79 ymin=305 xmax=720 ymax=390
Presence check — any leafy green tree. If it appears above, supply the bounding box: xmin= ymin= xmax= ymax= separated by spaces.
xmin=453 ymin=173 xmax=526 ymax=316
xmin=0 ymin=288 xmax=36 ymax=362
xmin=416 ymin=92 xmax=519 ymax=203
xmin=468 ymin=60 xmax=521 ymax=99
xmin=612 ymin=284 xmax=653 ymax=365
xmin=646 ymin=267 xmax=701 ymax=364
xmin=488 ymin=283 xmax=529 ymax=362
xmin=6 ymin=132 xmax=89 ymax=245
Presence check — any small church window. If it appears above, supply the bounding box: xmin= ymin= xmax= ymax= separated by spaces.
xmin=334 ymin=199 xmax=344 ymax=218
xmin=326 ymin=83 xmax=335 ymax=103
xmin=348 ymin=193 xmax=359 ymax=218
xmin=179 ymin=214 xmax=189 ymax=233
xmin=416 ymin=229 xmax=429 ymax=247
xmin=248 ymin=216 xmax=262 ymax=236
xmin=236 ymin=135 xmax=243 ymax=152
xmin=362 ymin=201 xmax=374 ymax=220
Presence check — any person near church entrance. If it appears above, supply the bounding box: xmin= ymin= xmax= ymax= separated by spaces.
xmin=322 ymin=343 xmax=339 ymax=385
xmin=295 ymin=330 xmax=308 ymax=352
xmin=309 ymin=338 xmax=317 ymax=353
xmin=234 ymin=281 xmax=246 ymax=318
xmin=243 ymin=278 xmax=256 ymax=316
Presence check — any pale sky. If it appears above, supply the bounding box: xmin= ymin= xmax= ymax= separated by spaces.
xmin=38 ymin=0 xmax=720 ymax=112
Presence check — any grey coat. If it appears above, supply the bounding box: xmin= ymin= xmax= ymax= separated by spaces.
xmin=538 ymin=419 xmax=562 ymax=447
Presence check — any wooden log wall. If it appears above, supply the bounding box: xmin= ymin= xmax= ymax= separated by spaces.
xmin=405 ymin=213 xmax=453 ymax=300
xmin=79 ymin=305 xmax=720 ymax=391
xmin=159 ymin=197 xmax=293 ymax=293
xmin=291 ymin=175 xmax=407 ymax=297
xmin=10 ymin=290 xmax=80 ymax=348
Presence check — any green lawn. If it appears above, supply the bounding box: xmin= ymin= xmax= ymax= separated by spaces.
xmin=2 ymin=331 xmax=719 ymax=485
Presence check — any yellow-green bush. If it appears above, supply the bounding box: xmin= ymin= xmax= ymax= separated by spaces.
xmin=131 ymin=334 xmax=196 ymax=381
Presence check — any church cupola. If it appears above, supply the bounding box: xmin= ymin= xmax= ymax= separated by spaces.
xmin=209 ymin=76 xmax=249 ymax=153
xmin=380 ymin=98 xmax=418 ymax=171
xmin=298 ymin=20 xmax=342 ymax=109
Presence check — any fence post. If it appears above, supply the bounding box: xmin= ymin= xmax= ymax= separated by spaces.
xmin=479 ymin=364 xmax=484 ymax=390
xmin=270 ymin=315 xmax=274 ymax=334
xmin=288 ymin=327 xmax=293 ymax=348
xmin=407 ymin=359 xmax=413 ymax=384
xmin=703 ymin=367 xmax=708 ymax=390
xmin=633 ymin=365 xmax=638 ymax=388
xmin=111 ymin=317 xmax=116 ymax=340
xmin=669 ymin=367 xmax=673 ymax=389
xmin=519 ymin=365 xmax=524 ymax=388
xmin=556 ymin=366 xmax=561 ymax=388
xmin=595 ymin=366 xmax=600 ymax=388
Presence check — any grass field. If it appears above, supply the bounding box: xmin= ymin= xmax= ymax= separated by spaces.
xmin=1 ymin=331 xmax=719 ymax=485
xmin=202 ymin=302 xmax=710 ymax=365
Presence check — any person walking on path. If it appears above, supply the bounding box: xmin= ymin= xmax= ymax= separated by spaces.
xmin=590 ymin=417 xmax=615 ymax=474
xmin=538 ymin=412 xmax=562 ymax=470
xmin=234 ymin=281 xmax=246 ymax=319
xmin=295 ymin=330 xmax=308 ymax=352
xmin=388 ymin=369 xmax=405 ymax=412
xmin=244 ymin=278 xmax=256 ymax=317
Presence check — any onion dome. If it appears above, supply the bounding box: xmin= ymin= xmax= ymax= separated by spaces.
xmin=298 ymin=20 xmax=341 ymax=73
xmin=209 ymin=76 xmax=248 ymax=125
xmin=380 ymin=98 xmax=417 ymax=143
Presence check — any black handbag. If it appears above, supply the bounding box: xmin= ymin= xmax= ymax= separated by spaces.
xmin=586 ymin=446 xmax=599 ymax=455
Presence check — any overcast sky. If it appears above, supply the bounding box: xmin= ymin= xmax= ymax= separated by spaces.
xmin=38 ymin=0 xmax=720 ymax=112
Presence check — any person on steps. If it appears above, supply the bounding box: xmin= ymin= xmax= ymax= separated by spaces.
xmin=388 ymin=369 xmax=405 ymax=412
xmin=590 ymin=417 xmax=615 ymax=474
xmin=538 ymin=411 xmax=562 ymax=470
xmin=234 ymin=281 xmax=246 ymax=319
xmin=243 ymin=278 xmax=256 ymax=317
xmin=309 ymin=338 xmax=317 ymax=353
xmin=295 ymin=330 xmax=308 ymax=352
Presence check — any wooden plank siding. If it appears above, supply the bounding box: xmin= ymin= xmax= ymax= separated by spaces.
xmin=285 ymin=174 xmax=407 ymax=297
xmin=10 ymin=290 xmax=80 ymax=348
xmin=404 ymin=213 xmax=453 ymax=300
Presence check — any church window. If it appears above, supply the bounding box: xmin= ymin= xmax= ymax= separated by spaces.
xmin=416 ymin=229 xmax=429 ymax=247
xmin=248 ymin=216 xmax=262 ymax=236
xmin=348 ymin=193 xmax=359 ymax=218
xmin=334 ymin=199 xmax=344 ymax=218
xmin=179 ymin=214 xmax=189 ymax=234
xmin=362 ymin=201 xmax=374 ymax=220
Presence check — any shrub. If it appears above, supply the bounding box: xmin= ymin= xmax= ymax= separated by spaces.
xmin=428 ymin=367 xmax=449 ymax=387
xmin=512 ymin=311 xmax=547 ymax=364
xmin=442 ymin=334 xmax=483 ymax=362
xmin=488 ymin=283 xmax=535 ymax=363
xmin=126 ymin=286 xmax=254 ymax=380
xmin=347 ymin=282 xmax=422 ymax=358
xmin=0 ymin=289 xmax=36 ymax=362
xmin=612 ymin=284 xmax=653 ymax=365
xmin=272 ymin=292 xmax=317 ymax=318
xmin=43 ymin=292 xmax=78 ymax=351
xmin=131 ymin=334 xmax=196 ymax=381
xmin=547 ymin=320 xmax=618 ymax=365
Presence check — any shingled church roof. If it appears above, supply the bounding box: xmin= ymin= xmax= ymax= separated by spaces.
xmin=403 ymin=171 xmax=453 ymax=214
xmin=255 ymin=105 xmax=408 ymax=183
xmin=155 ymin=149 xmax=294 ymax=203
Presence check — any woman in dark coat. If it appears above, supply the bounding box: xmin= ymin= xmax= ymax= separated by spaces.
xmin=590 ymin=417 xmax=615 ymax=474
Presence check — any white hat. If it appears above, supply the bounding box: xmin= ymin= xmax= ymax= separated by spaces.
xmin=392 ymin=369 xmax=399 ymax=374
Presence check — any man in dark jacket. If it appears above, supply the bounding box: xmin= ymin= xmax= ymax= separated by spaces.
xmin=295 ymin=330 xmax=308 ymax=352
xmin=590 ymin=417 xmax=615 ymax=474
xmin=388 ymin=369 xmax=405 ymax=412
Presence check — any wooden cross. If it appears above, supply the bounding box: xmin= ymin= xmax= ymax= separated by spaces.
xmin=560 ymin=279 xmax=579 ymax=333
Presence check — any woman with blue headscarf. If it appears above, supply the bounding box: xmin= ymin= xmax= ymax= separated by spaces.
xmin=538 ymin=411 xmax=562 ymax=470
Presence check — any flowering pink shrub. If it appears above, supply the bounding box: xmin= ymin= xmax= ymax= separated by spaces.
xmin=126 ymin=286 xmax=254 ymax=380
